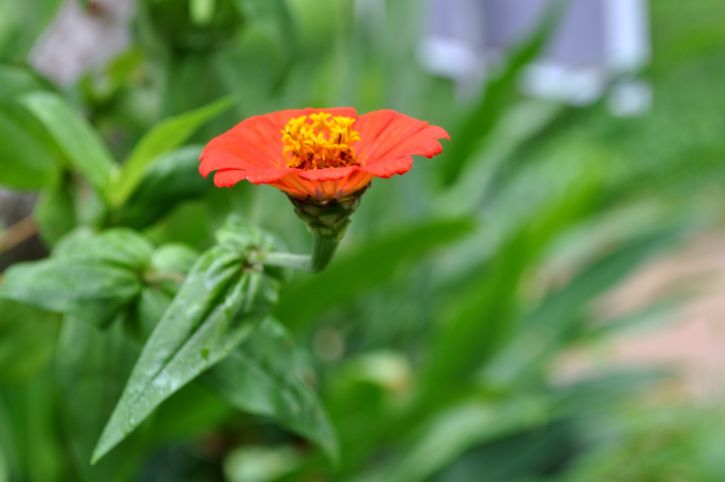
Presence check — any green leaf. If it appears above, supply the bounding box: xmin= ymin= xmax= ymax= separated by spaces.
xmin=275 ymin=218 xmax=475 ymax=330
xmin=33 ymin=172 xmax=78 ymax=245
xmin=55 ymin=317 xmax=146 ymax=482
xmin=0 ymin=66 xmax=60 ymax=190
xmin=92 ymin=221 xmax=280 ymax=463
xmin=0 ymin=229 xmax=153 ymax=327
xmin=0 ymin=300 xmax=61 ymax=382
xmin=0 ymin=105 xmax=59 ymax=190
xmin=0 ymin=64 xmax=46 ymax=100
xmin=22 ymin=92 xmax=116 ymax=193
xmin=485 ymin=226 xmax=686 ymax=386
xmin=205 ymin=318 xmax=338 ymax=461
xmin=111 ymin=146 xmax=210 ymax=228
xmin=55 ymin=228 xmax=155 ymax=269
xmin=109 ymin=97 xmax=232 ymax=206
xmin=233 ymin=0 xmax=298 ymax=52
xmin=374 ymin=398 xmax=550 ymax=482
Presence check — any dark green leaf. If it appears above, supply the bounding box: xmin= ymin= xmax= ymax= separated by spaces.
xmin=112 ymin=146 xmax=210 ymax=228
xmin=0 ymin=300 xmax=61 ymax=382
xmin=377 ymin=398 xmax=550 ymax=482
xmin=205 ymin=318 xmax=338 ymax=461
xmin=109 ymin=97 xmax=232 ymax=206
xmin=55 ymin=317 xmax=146 ymax=482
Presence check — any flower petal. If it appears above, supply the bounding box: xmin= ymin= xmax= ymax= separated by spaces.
xmin=295 ymin=166 xmax=360 ymax=182
xmin=199 ymin=108 xmax=358 ymax=183
xmin=354 ymin=110 xmax=449 ymax=178
xmin=212 ymin=169 xmax=246 ymax=188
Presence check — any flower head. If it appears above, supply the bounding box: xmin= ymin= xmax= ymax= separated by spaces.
xmin=199 ymin=107 xmax=449 ymax=202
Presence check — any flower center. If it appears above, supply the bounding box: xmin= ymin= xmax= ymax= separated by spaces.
xmin=281 ymin=113 xmax=361 ymax=169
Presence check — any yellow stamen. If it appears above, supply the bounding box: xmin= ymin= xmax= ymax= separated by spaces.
xmin=282 ymin=114 xmax=361 ymax=169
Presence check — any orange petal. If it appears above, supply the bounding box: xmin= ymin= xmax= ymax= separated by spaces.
xmin=354 ymin=110 xmax=449 ymax=178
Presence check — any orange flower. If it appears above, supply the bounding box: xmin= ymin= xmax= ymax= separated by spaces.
xmin=199 ymin=107 xmax=449 ymax=201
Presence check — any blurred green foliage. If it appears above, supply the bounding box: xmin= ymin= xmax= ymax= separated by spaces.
xmin=1 ymin=0 xmax=725 ymax=481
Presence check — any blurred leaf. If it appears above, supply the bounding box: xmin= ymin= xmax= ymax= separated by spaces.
xmin=0 ymin=370 xmax=64 ymax=482
xmin=233 ymin=0 xmax=298 ymax=53
xmin=0 ymin=66 xmax=60 ymax=189
xmin=150 ymin=243 xmax=199 ymax=275
xmin=0 ymin=0 xmax=62 ymax=59
xmin=0 ymin=64 xmax=48 ymax=99
xmin=190 ymin=0 xmax=216 ymax=25
xmin=93 ymin=220 xmax=280 ymax=463
xmin=551 ymin=370 xmax=672 ymax=417
xmin=109 ymin=97 xmax=232 ymax=206
xmin=0 ymin=229 xmax=153 ymax=327
xmin=421 ymin=182 xmax=600 ymax=399
xmin=0 ymin=299 xmax=60 ymax=382
xmin=276 ymin=217 xmax=474 ymax=329
xmin=373 ymin=398 xmax=550 ymax=482
xmin=55 ymin=317 xmax=146 ymax=482
xmin=33 ymin=172 xmax=77 ymax=245
xmin=439 ymin=0 xmax=565 ymax=186
xmin=112 ymin=146 xmax=210 ymax=228
xmin=485 ymin=225 xmax=686 ymax=386
xmin=146 ymin=382 xmax=233 ymax=446
xmin=0 ymin=105 xmax=59 ymax=190
xmin=205 ymin=318 xmax=338 ymax=461
xmin=224 ymin=445 xmax=302 ymax=482
xmin=22 ymin=92 xmax=116 ymax=193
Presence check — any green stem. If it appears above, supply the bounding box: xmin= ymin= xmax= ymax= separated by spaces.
xmin=311 ymin=232 xmax=340 ymax=272
xmin=263 ymin=252 xmax=312 ymax=271
xmin=263 ymin=231 xmax=341 ymax=273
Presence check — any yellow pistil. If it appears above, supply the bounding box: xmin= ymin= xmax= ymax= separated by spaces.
xmin=282 ymin=113 xmax=361 ymax=169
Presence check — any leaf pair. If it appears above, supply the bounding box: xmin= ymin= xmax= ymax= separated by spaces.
xmin=92 ymin=217 xmax=337 ymax=464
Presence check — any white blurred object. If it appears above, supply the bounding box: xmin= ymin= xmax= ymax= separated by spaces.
xmin=29 ymin=0 xmax=135 ymax=86
xmin=421 ymin=0 xmax=652 ymax=116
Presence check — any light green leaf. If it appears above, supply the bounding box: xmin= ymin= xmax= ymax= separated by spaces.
xmin=22 ymin=92 xmax=116 ymax=193
xmin=0 ymin=106 xmax=59 ymax=190
xmin=92 ymin=221 xmax=280 ymax=463
xmin=205 ymin=318 xmax=338 ymax=461
xmin=0 ymin=66 xmax=59 ymax=190
xmin=0 ymin=229 xmax=153 ymax=327
xmin=109 ymin=97 xmax=232 ymax=206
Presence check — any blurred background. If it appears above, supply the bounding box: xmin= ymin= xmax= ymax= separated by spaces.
xmin=1 ymin=0 xmax=725 ymax=480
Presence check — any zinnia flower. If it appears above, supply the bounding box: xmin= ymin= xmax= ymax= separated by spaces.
xmin=199 ymin=107 xmax=449 ymax=202
xmin=199 ymin=107 xmax=449 ymax=272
